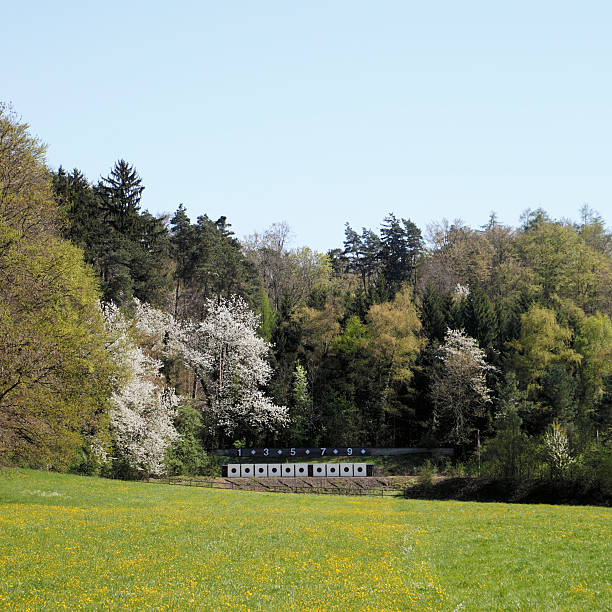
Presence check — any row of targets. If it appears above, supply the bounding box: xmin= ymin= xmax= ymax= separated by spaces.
xmin=222 ymin=463 xmax=372 ymax=478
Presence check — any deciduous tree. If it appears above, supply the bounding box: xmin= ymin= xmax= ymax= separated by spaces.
xmin=0 ymin=105 xmax=117 ymax=469
xmin=430 ymin=329 xmax=496 ymax=445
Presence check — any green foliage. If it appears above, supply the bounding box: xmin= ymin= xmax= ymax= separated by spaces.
xmin=379 ymin=213 xmax=423 ymax=292
xmin=343 ymin=223 xmax=382 ymax=297
xmin=165 ymin=403 xmax=210 ymax=476
xmin=461 ymin=282 xmax=497 ymax=348
xmin=481 ymin=374 xmax=540 ymax=479
xmin=4 ymin=102 xmax=612 ymax=484
xmin=335 ymin=315 xmax=367 ymax=354
xmin=287 ymin=362 xmax=312 ymax=444
xmin=416 ymin=459 xmax=437 ymax=486
xmin=52 ymin=160 xmax=173 ymax=307
xmin=539 ymin=364 xmax=578 ymax=423
xmin=364 ymin=287 xmax=423 ymax=443
xmin=0 ymin=226 xmax=117 ymax=470
xmin=0 ymin=106 xmax=117 ymax=470
xmin=514 ymin=219 xmax=612 ymax=312
xmin=573 ymin=439 xmax=612 ymax=497
xmin=256 ymin=288 xmax=276 ymax=342
xmin=98 ymin=159 xmax=144 ymax=234
xmin=575 ymin=312 xmax=612 ymax=413
xmin=292 ymin=363 xmax=310 ymax=410
xmin=511 ymin=305 xmax=581 ymax=393
xmin=170 ymin=209 xmax=259 ymax=318
xmin=418 ymin=284 xmax=449 ymax=343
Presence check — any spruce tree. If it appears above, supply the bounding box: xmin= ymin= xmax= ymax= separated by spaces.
xmin=463 ymin=282 xmax=497 ymax=348
xmin=420 ymin=284 xmax=448 ymax=342
xmin=97 ymin=159 xmax=144 ymax=237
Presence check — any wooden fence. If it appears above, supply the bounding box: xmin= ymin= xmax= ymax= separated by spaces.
xmin=150 ymin=477 xmax=403 ymax=498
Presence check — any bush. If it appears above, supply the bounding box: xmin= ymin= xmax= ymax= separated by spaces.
xmin=69 ymin=446 xmax=102 ymax=476
xmin=573 ymin=442 xmax=612 ymax=496
xmin=165 ymin=403 xmax=209 ymax=476
xmin=417 ymin=459 xmax=437 ymax=487
xmin=446 ymin=461 xmax=467 ymax=477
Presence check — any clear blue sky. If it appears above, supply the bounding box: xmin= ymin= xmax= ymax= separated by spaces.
xmin=3 ymin=1 xmax=610 ymax=250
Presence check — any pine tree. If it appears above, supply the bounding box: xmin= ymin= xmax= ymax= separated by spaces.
xmin=462 ymin=282 xmax=497 ymax=348
xmin=97 ymin=159 xmax=144 ymax=237
xmin=420 ymin=284 xmax=448 ymax=342
xmin=379 ymin=213 xmax=423 ymax=293
xmin=52 ymin=167 xmax=104 ymax=256
xmin=170 ymin=204 xmax=196 ymax=315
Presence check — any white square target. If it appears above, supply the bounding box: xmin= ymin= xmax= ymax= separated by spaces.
xmin=312 ymin=464 xmax=326 ymax=477
xmin=227 ymin=464 xmax=240 ymax=478
xmin=267 ymin=464 xmax=282 ymax=477
xmin=326 ymin=463 xmax=339 ymax=477
xmin=339 ymin=463 xmax=354 ymax=477
xmin=282 ymin=464 xmax=295 ymax=477
xmin=353 ymin=463 xmax=367 ymax=477
xmin=240 ymin=464 xmax=254 ymax=477
xmin=295 ymin=464 xmax=308 ymax=477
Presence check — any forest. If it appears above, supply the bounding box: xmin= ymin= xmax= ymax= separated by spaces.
xmin=1 ymin=103 xmax=611 ymax=489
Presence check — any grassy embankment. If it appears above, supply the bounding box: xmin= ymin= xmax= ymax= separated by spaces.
xmin=0 ymin=468 xmax=610 ymax=610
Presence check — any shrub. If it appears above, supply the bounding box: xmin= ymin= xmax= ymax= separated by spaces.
xmin=417 ymin=459 xmax=437 ymax=487
xmin=165 ymin=403 xmax=209 ymax=476
xmin=574 ymin=441 xmax=612 ymax=496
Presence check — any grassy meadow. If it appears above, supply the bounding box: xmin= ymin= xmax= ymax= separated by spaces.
xmin=0 ymin=469 xmax=610 ymax=611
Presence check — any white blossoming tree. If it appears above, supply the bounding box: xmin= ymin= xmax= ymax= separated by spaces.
xmin=183 ymin=296 xmax=289 ymax=437
xmin=103 ymin=303 xmax=180 ymax=476
xmin=430 ymin=328 xmax=497 ymax=445
xmin=128 ymin=296 xmax=288 ymax=441
xmin=544 ymin=420 xmax=574 ymax=479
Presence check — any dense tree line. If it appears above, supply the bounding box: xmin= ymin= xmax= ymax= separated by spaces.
xmin=1 ymin=104 xmax=610 ymax=490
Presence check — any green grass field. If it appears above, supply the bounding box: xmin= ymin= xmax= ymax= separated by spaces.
xmin=0 ymin=469 xmax=610 ymax=611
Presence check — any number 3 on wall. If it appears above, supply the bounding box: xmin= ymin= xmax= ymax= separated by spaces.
xmin=263 ymin=448 xmax=269 ymax=456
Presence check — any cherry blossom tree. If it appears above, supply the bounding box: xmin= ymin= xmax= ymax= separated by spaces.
xmin=183 ymin=296 xmax=289 ymax=436
xmin=430 ymin=328 xmax=497 ymax=445
xmin=103 ymin=303 xmax=179 ymax=475
xmin=126 ymin=296 xmax=288 ymax=440
xmin=544 ymin=420 xmax=574 ymax=479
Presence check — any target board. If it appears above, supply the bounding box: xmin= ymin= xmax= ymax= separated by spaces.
xmin=213 ymin=447 xmax=453 ymax=458
xmin=222 ymin=463 xmax=373 ymax=478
